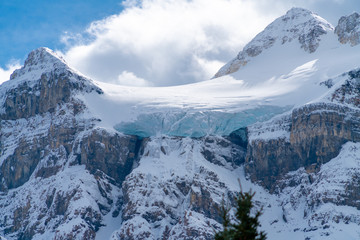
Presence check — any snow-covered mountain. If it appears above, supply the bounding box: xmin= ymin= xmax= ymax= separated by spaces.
xmin=1 ymin=7 xmax=360 ymax=240
xmin=213 ymin=7 xmax=334 ymax=78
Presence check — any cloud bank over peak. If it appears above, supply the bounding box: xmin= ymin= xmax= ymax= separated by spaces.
xmin=62 ymin=0 xmax=284 ymax=86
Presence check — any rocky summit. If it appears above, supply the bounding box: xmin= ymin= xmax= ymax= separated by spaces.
xmin=1 ymin=8 xmax=360 ymax=240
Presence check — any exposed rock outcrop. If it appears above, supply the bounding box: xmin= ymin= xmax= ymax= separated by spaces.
xmin=113 ymin=136 xmax=243 ymax=240
xmin=0 ymin=48 xmax=101 ymax=191
xmin=0 ymin=48 xmax=138 ymax=240
xmin=246 ymin=103 xmax=360 ymax=192
xmin=74 ymin=129 xmax=144 ymax=183
xmin=1 ymin=48 xmax=102 ymax=121
xmin=246 ymin=69 xmax=360 ymax=192
xmin=278 ymin=142 xmax=360 ymax=232
xmin=335 ymin=12 xmax=360 ymax=46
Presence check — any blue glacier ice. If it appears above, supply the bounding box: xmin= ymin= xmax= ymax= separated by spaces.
xmin=115 ymin=105 xmax=292 ymax=137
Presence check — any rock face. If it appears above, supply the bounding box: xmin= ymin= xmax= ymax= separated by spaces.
xmin=278 ymin=141 xmax=360 ymax=228
xmin=0 ymin=48 xmax=141 ymax=240
xmin=74 ymin=129 xmax=143 ymax=183
xmin=242 ymin=70 xmax=360 ymax=238
xmin=246 ymin=70 xmax=360 ymax=192
xmin=335 ymin=12 xmax=360 ymax=46
xmin=214 ymin=7 xmax=333 ymax=78
xmin=112 ymin=136 xmax=245 ymax=240
xmin=0 ymin=48 xmax=99 ymax=192
xmin=1 ymin=48 xmax=102 ymax=121
xmin=246 ymin=103 xmax=360 ymax=191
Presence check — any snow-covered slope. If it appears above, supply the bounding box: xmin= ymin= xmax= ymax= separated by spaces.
xmin=77 ymin=8 xmax=360 ymax=138
xmin=1 ymin=7 xmax=360 ymax=240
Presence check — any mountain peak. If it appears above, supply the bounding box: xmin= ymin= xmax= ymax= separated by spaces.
xmin=10 ymin=47 xmax=68 ymax=81
xmin=284 ymin=7 xmax=313 ymax=17
xmin=214 ymin=8 xmax=333 ymax=78
xmin=23 ymin=47 xmax=66 ymax=68
xmin=281 ymin=7 xmax=327 ymax=26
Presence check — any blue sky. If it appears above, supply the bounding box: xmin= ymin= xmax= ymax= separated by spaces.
xmin=1 ymin=0 xmax=359 ymax=86
xmin=0 ymin=0 xmax=123 ymax=67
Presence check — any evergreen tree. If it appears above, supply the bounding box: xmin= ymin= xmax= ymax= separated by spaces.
xmin=215 ymin=188 xmax=266 ymax=240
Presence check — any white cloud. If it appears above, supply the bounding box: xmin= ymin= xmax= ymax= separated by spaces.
xmin=63 ymin=0 xmax=287 ymax=86
xmin=63 ymin=0 xmax=346 ymax=86
xmin=117 ymin=71 xmax=151 ymax=87
xmin=0 ymin=62 xmax=21 ymax=85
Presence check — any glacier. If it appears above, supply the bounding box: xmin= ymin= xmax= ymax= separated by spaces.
xmin=114 ymin=106 xmax=291 ymax=138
